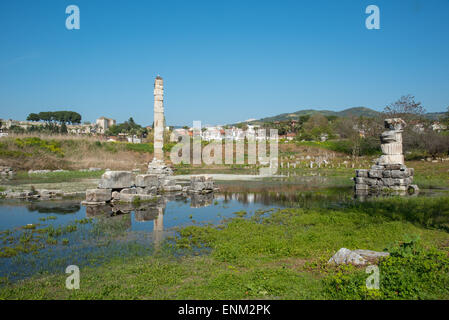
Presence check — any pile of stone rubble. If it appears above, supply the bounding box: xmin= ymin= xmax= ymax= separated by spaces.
xmin=355 ymin=164 xmax=418 ymax=194
xmin=0 ymin=189 xmax=83 ymax=200
xmin=83 ymin=171 xmax=217 ymax=205
xmin=354 ymin=118 xmax=418 ymax=195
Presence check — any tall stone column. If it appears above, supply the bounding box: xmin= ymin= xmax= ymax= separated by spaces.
xmin=147 ymin=75 xmax=173 ymax=176
xmin=153 ymin=75 xmax=164 ymax=161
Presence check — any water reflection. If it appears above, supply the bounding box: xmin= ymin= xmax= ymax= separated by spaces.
xmin=27 ymin=201 xmax=81 ymax=214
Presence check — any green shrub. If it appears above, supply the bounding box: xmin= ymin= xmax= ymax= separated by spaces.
xmin=325 ymin=238 xmax=449 ymax=299
xmin=14 ymin=137 xmax=64 ymax=157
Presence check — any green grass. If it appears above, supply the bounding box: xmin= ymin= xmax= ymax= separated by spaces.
xmin=2 ymin=196 xmax=448 ymax=299
xmin=125 ymin=143 xmax=154 ymax=154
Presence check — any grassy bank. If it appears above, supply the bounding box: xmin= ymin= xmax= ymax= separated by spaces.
xmin=1 ymin=196 xmax=448 ymax=299
xmin=0 ymin=135 xmax=153 ymax=171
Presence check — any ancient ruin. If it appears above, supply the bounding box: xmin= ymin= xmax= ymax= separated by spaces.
xmin=82 ymin=76 xmax=217 ymax=205
xmin=354 ymin=118 xmax=418 ymax=195
xmin=147 ymin=75 xmax=173 ymax=176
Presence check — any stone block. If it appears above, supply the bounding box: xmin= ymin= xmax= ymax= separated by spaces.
xmin=355 ymin=177 xmax=366 ymax=184
xmin=384 ymin=164 xmax=401 ymax=170
xmin=112 ymin=191 xmax=120 ymax=200
xmin=368 ymin=170 xmax=382 ymax=178
xmin=355 ymin=169 xmax=368 ymax=178
xmin=190 ymin=175 xmax=214 ymax=192
xmin=382 ymin=178 xmax=394 ymax=186
xmin=39 ymin=189 xmax=64 ymax=199
xmin=382 ymin=170 xmax=391 ymax=178
xmin=391 ymin=170 xmax=407 ymax=179
xmin=86 ymin=189 xmax=111 ymax=202
xmin=119 ymin=193 xmax=139 ymax=202
xmin=136 ymin=186 xmax=157 ymax=195
xmin=355 ymin=184 xmax=369 ymax=190
xmin=163 ymin=185 xmax=183 ymax=192
xmin=120 ymin=188 xmax=137 ymax=195
xmin=98 ymin=171 xmax=135 ymax=189
xmin=392 ymin=178 xmax=407 ymax=186
xmin=328 ymin=248 xmax=367 ymax=266
xmin=135 ymin=174 xmax=159 ymax=188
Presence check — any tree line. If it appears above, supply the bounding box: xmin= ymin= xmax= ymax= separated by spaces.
xmin=27 ymin=111 xmax=82 ymax=124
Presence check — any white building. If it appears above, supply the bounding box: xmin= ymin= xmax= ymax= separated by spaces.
xmin=96 ymin=117 xmax=116 ymax=134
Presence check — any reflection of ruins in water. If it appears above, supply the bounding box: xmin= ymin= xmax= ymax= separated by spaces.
xmin=84 ymin=192 xmax=216 ymax=248
xmin=27 ymin=200 xmax=81 ymax=214
xmin=190 ymin=192 xmax=214 ymax=208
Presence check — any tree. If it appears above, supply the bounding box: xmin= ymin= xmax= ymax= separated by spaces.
xmin=383 ymin=95 xmax=426 ymax=121
xmin=60 ymin=122 xmax=68 ymax=134
xmin=27 ymin=113 xmax=40 ymax=121
xmin=302 ymin=114 xmax=332 ymax=140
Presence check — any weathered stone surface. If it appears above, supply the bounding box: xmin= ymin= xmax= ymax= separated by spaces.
xmin=355 ymin=184 xmax=369 ymax=190
xmin=353 ymin=119 xmax=417 ymax=195
xmin=328 ymin=248 xmax=367 ymax=266
xmin=368 ymin=170 xmax=382 ymax=178
xmin=86 ymin=188 xmax=112 ymax=202
xmin=328 ymin=248 xmax=389 ymax=266
xmin=382 ymin=170 xmax=391 ymax=178
xmin=391 ymin=170 xmax=407 ymax=179
xmin=352 ymin=249 xmax=390 ymax=263
xmin=39 ymin=189 xmax=63 ymax=199
xmin=98 ymin=171 xmax=135 ymax=189
xmin=147 ymin=159 xmax=173 ymax=176
xmin=163 ymin=185 xmax=183 ymax=192
xmin=136 ymin=186 xmax=157 ymax=195
xmin=135 ymin=174 xmax=159 ymax=188
xmin=119 ymin=193 xmax=139 ymax=202
xmin=5 ymin=191 xmax=30 ymax=199
xmin=356 ymin=169 xmax=368 ymax=178
xmin=112 ymin=191 xmax=120 ymax=200
xmin=384 ymin=164 xmax=401 ymax=170
xmin=190 ymin=175 xmax=214 ymax=192
xmin=408 ymin=184 xmax=420 ymax=193
xmin=120 ymin=188 xmax=137 ymax=195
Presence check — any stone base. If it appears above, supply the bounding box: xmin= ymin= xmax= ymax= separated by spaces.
xmin=147 ymin=159 xmax=173 ymax=176
xmin=354 ymin=163 xmax=416 ymax=195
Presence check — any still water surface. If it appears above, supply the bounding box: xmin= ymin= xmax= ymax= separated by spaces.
xmin=0 ymin=186 xmax=446 ymax=283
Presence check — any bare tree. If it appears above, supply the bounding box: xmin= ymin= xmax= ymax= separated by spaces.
xmin=383 ymin=94 xmax=426 ymax=121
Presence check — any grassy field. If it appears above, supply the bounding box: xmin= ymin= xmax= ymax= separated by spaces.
xmin=0 ymin=135 xmax=153 ymax=171
xmin=1 ymin=196 xmax=449 ymax=300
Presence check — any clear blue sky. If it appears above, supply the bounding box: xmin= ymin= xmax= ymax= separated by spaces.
xmin=1 ymin=0 xmax=448 ymax=126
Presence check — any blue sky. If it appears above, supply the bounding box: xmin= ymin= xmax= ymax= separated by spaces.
xmin=0 ymin=0 xmax=448 ymax=126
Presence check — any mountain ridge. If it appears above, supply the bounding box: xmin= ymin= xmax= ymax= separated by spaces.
xmin=241 ymin=107 xmax=446 ymax=124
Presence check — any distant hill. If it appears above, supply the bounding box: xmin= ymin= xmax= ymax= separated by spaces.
xmin=240 ymin=106 xmax=445 ymax=125
xmin=247 ymin=107 xmax=381 ymax=124
xmin=425 ymin=112 xmax=446 ymax=121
